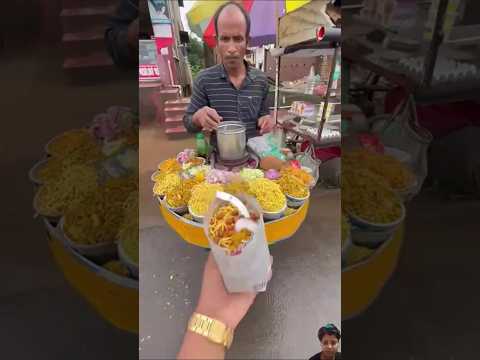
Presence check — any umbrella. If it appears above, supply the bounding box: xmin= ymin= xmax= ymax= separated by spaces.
xmin=186 ymin=0 xmax=312 ymax=48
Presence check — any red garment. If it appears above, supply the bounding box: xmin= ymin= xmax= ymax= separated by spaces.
xmin=300 ymin=142 xmax=341 ymax=162
xmin=385 ymin=87 xmax=479 ymax=139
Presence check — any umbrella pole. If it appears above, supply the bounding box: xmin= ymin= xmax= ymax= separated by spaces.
xmin=274 ymin=55 xmax=281 ymax=125
xmin=318 ymin=45 xmax=339 ymax=144
xmin=274 ymin=2 xmax=280 ymax=125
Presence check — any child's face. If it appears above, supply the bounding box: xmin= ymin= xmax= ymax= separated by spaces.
xmin=320 ymin=334 xmax=339 ymax=357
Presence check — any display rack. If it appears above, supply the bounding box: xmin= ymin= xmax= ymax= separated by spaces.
xmin=343 ymin=0 xmax=480 ymax=105
xmin=271 ymin=3 xmax=341 ymax=147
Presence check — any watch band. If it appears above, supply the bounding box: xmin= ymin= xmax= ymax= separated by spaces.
xmin=188 ymin=312 xmax=234 ymax=349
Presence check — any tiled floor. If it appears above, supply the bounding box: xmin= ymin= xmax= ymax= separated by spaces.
xmin=139 ymin=122 xmax=342 ymax=359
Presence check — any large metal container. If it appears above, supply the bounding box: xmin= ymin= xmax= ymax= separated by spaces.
xmin=216 ymin=121 xmax=246 ymax=160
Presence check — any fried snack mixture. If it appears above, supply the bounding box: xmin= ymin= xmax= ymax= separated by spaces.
xmin=188 ymin=183 xmax=224 ymax=216
xmin=343 ymin=149 xmax=415 ymax=190
xmin=46 ymin=129 xmax=99 ymax=158
xmin=342 ymin=168 xmax=403 ymax=224
xmin=247 ymin=178 xmax=286 ymax=212
xmin=208 ymin=204 xmax=259 ymax=254
xmin=158 ymin=158 xmax=181 ymax=173
xmin=276 ymin=174 xmax=309 ymax=198
xmin=280 ymin=166 xmax=314 ymax=187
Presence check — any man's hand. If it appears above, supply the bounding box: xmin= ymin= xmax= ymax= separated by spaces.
xmin=258 ymin=115 xmax=275 ymax=135
xmin=195 ymin=253 xmax=272 ymax=330
xmin=193 ymin=106 xmax=223 ymax=131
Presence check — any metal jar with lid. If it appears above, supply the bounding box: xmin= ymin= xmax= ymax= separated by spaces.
xmin=216 ymin=121 xmax=246 ymax=161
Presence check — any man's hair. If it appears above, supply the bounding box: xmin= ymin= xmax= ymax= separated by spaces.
xmin=213 ymin=1 xmax=251 ymax=39
xmin=318 ymin=324 xmax=341 ymax=342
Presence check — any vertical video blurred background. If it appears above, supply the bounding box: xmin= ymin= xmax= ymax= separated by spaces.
xmin=2 ymin=0 xmax=137 ymax=359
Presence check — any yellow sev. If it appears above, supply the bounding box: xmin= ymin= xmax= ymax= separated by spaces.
xmin=188 ymin=183 xmax=223 ymax=216
xmin=158 ymin=158 xmax=181 ymax=173
xmin=208 ymin=204 xmax=252 ymax=254
xmin=276 ymin=174 xmax=308 ymax=198
xmin=247 ymin=178 xmax=286 ymax=212
xmin=153 ymin=173 xmax=181 ymax=196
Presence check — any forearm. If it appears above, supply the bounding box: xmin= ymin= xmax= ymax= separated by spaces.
xmin=105 ymin=27 xmax=133 ymax=67
xmin=183 ymin=113 xmax=202 ymax=133
xmin=177 ymin=329 xmax=225 ymax=360
xmin=105 ymin=0 xmax=138 ymax=68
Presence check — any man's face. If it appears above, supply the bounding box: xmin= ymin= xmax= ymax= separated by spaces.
xmin=216 ymin=7 xmax=248 ymax=70
xmin=320 ymin=334 xmax=339 ymax=358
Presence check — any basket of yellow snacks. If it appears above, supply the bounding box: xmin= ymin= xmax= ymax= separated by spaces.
xmin=246 ymin=178 xmax=286 ymax=220
xmin=157 ymin=158 xmax=181 ymax=174
xmin=60 ymin=215 xmax=117 ymax=259
xmin=343 ymin=149 xmax=417 ymax=202
xmin=276 ymin=173 xmax=310 ymax=208
xmin=45 ymin=129 xmax=99 ymax=157
xmin=164 ymin=181 xmax=191 ymax=215
xmin=33 ymin=164 xmax=99 ymax=223
xmin=187 ymin=183 xmax=224 ymax=222
xmin=280 ymin=166 xmax=315 ymax=188
xmin=58 ymin=176 xmax=136 ymax=258
xmin=59 ymin=191 xmax=117 ymax=258
xmin=342 ymin=168 xmax=405 ymax=248
xmin=152 ymin=172 xmax=181 ymax=200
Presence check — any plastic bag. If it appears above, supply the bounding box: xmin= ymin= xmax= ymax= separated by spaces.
xmin=203 ymin=194 xmax=271 ymax=293
xmin=373 ymin=95 xmax=432 ymax=195
xmin=247 ymin=134 xmax=286 ymax=161
xmin=295 ymin=144 xmax=321 ymax=187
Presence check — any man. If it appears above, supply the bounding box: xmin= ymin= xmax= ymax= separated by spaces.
xmin=309 ymin=324 xmax=342 ymax=360
xmin=183 ymin=1 xmax=275 ymax=146
xmin=105 ymin=0 xmax=152 ymax=68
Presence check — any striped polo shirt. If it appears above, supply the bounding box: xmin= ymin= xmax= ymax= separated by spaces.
xmin=183 ymin=62 xmax=270 ymax=141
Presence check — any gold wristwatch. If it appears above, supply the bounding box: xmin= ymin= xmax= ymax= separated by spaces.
xmin=188 ymin=312 xmax=234 ymax=349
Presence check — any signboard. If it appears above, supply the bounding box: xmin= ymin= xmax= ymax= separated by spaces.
xmin=148 ymin=0 xmax=171 ymax=24
xmin=148 ymin=0 xmax=173 ymax=49
xmin=139 ymin=64 xmax=161 ymax=81
xmin=139 ymin=40 xmax=161 ymax=82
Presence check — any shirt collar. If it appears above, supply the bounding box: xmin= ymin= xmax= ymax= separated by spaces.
xmin=219 ymin=60 xmax=257 ymax=82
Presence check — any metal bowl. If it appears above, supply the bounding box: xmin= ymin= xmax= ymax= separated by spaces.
xmin=216 ymin=121 xmax=246 ymax=161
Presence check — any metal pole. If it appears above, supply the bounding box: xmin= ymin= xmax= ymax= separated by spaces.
xmin=318 ymin=45 xmax=339 ymax=144
xmin=422 ymin=0 xmax=448 ymax=87
xmin=274 ymin=55 xmax=281 ymax=125
xmin=274 ymin=3 xmax=280 ymax=126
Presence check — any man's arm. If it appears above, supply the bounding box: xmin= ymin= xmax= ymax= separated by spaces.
xmin=184 ymin=75 xmax=207 ymax=133
xmin=257 ymin=78 xmax=275 ymax=134
xmin=105 ymin=0 xmax=139 ymax=68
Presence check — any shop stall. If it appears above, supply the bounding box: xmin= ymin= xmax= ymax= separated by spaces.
xmin=152 ymin=134 xmax=316 ymax=248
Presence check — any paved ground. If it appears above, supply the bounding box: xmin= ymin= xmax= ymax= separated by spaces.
xmin=139 ymin=122 xmax=342 ymax=359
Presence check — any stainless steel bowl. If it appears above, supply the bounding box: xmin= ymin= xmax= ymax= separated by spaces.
xmin=216 ymin=121 xmax=246 ymax=161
